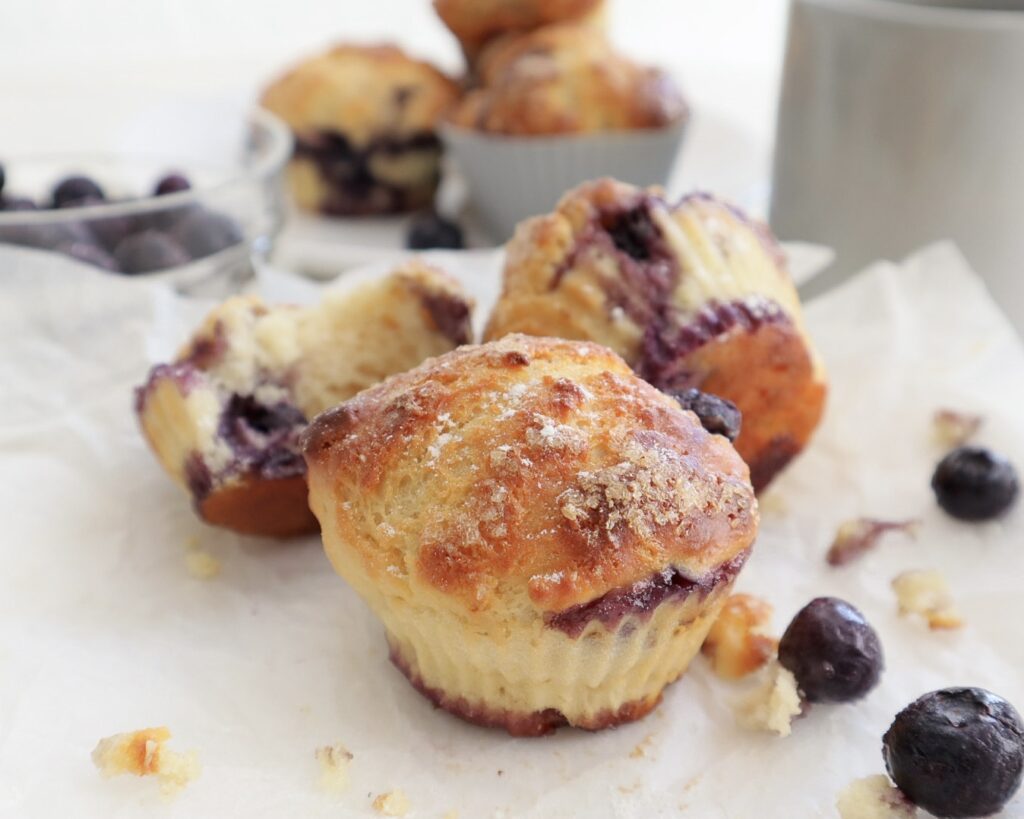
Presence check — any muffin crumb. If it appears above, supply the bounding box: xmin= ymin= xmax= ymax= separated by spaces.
xmin=891 ymin=570 xmax=964 ymax=630
xmin=315 ymin=743 xmax=353 ymax=793
xmin=372 ymin=789 xmax=411 ymax=816
xmin=827 ymin=518 xmax=919 ymax=567
xmin=836 ymin=774 xmax=917 ymax=818
xmin=629 ymin=734 xmax=655 ymax=758
xmin=702 ymin=593 xmax=777 ymax=679
xmin=185 ymin=549 xmax=222 ymax=580
xmin=91 ymin=727 xmax=200 ymax=795
xmin=735 ymin=661 xmax=801 ymax=736
xmin=932 ymin=409 xmax=982 ymax=447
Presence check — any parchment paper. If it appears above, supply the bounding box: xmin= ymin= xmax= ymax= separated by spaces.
xmin=1 ymin=242 xmax=1022 ymax=818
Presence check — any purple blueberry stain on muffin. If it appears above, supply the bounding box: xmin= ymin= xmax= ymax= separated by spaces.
xmin=638 ymin=297 xmax=790 ymax=391
xmin=408 ymin=280 xmax=473 ymax=346
xmin=545 ymin=550 xmax=750 ymax=638
xmin=294 ymin=129 xmax=443 ymax=216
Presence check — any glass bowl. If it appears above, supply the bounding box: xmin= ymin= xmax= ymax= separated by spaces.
xmin=0 ymin=108 xmax=292 ymax=297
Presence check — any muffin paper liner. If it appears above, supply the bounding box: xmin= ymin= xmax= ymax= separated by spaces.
xmin=376 ymin=574 xmax=735 ymax=729
xmin=441 ymin=120 xmax=686 ymax=241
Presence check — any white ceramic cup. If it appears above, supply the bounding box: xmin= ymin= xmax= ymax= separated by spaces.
xmin=770 ymin=0 xmax=1024 ymax=328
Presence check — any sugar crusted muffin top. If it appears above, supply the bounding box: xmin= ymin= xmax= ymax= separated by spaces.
xmin=261 ymin=44 xmax=460 ymax=146
xmin=303 ymin=334 xmax=757 ymax=620
xmin=450 ymin=24 xmax=686 ymax=135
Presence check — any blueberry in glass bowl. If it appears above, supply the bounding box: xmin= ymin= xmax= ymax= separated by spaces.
xmin=0 ymin=108 xmax=292 ymax=297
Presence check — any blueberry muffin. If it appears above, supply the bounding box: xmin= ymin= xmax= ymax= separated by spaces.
xmin=261 ymin=45 xmax=460 ymax=216
xmin=303 ymin=334 xmax=758 ymax=735
xmin=484 ymin=179 xmax=827 ymax=490
xmin=135 ymin=262 xmax=472 ymax=537
xmin=434 ymin=0 xmax=606 ymax=64
xmin=450 ymin=24 xmax=686 ymax=135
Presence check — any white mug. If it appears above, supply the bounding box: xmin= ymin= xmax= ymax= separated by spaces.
xmin=770 ymin=0 xmax=1024 ymax=328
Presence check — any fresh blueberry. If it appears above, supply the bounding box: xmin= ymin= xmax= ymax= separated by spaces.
xmin=0 ymin=223 xmax=66 ymax=249
xmin=171 ymin=209 xmax=242 ymax=258
xmin=405 ymin=212 xmax=464 ymax=250
xmin=777 ymin=597 xmax=883 ymax=703
xmin=52 ymin=175 xmax=105 ymax=209
xmin=113 ymin=230 xmax=190 ymax=274
xmin=883 ymin=688 xmax=1024 ymax=818
xmin=57 ymin=195 xmax=135 ymax=251
xmin=55 ymin=240 xmax=120 ymax=272
xmin=932 ymin=446 xmax=1018 ymax=521
xmin=2 ymin=196 xmax=38 ymax=211
xmin=669 ymin=388 xmax=741 ymax=441
xmin=154 ymin=172 xmax=191 ymax=196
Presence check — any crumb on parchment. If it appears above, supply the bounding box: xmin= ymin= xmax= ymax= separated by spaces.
xmin=735 ymin=661 xmax=802 ymax=737
xmin=91 ymin=727 xmax=200 ymax=795
xmin=185 ymin=550 xmax=222 ymax=579
xmin=315 ymin=743 xmax=353 ymax=793
xmin=892 ymin=570 xmax=964 ymax=630
xmin=372 ymin=789 xmax=411 ymax=816
xmin=932 ymin=409 xmax=982 ymax=448
xmin=827 ymin=518 xmax=919 ymax=567
xmin=702 ymin=593 xmax=777 ymax=679
xmin=836 ymin=774 xmax=917 ymax=818
xmin=183 ymin=536 xmax=221 ymax=579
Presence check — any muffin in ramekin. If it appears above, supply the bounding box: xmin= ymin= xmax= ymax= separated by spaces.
xmin=441 ymin=24 xmax=687 ymax=239
xmin=135 ymin=261 xmax=472 ymax=537
xmin=434 ymin=0 xmax=606 ymax=67
xmin=303 ymin=334 xmax=758 ymax=735
xmin=484 ymin=178 xmax=827 ymax=490
xmin=260 ymin=44 xmax=460 ymax=216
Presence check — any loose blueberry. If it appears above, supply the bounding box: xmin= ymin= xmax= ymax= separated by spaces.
xmin=932 ymin=446 xmax=1018 ymax=521
xmin=883 ymin=687 xmax=1024 ymax=818
xmin=113 ymin=230 xmax=190 ymax=274
xmin=405 ymin=212 xmax=464 ymax=250
xmin=171 ymin=209 xmax=242 ymax=258
xmin=777 ymin=597 xmax=883 ymax=703
xmin=669 ymin=388 xmax=741 ymax=441
xmin=154 ymin=172 xmax=191 ymax=196
xmin=55 ymin=240 xmax=120 ymax=272
xmin=52 ymin=175 xmax=105 ymax=208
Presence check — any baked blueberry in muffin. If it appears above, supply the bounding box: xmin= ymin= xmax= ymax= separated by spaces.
xmin=484 ymin=178 xmax=827 ymax=490
xmin=303 ymin=334 xmax=758 ymax=735
xmin=261 ymin=44 xmax=460 ymax=216
xmin=433 ymin=0 xmax=606 ymax=65
xmin=450 ymin=24 xmax=686 ymax=135
xmin=135 ymin=262 xmax=473 ymax=537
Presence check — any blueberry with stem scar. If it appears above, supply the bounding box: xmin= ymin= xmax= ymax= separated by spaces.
xmin=777 ymin=597 xmax=883 ymax=703
xmin=883 ymin=687 xmax=1024 ymax=818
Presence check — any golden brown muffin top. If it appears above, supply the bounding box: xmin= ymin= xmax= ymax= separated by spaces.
xmin=434 ymin=0 xmax=605 ymax=58
xmin=261 ymin=44 xmax=460 ymax=146
xmin=449 ymin=24 xmax=686 ymax=135
xmin=485 ymin=178 xmax=815 ymax=371
xmin=303 ymin=334 xmax=757 ymax=619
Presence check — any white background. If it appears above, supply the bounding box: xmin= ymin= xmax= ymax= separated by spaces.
xmin=0 ymin=0 xmax=789 ymax=182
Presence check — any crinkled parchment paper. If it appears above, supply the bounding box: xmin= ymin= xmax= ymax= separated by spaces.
xmin=1 ymin=242 xmax=1022 ymax=818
